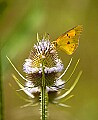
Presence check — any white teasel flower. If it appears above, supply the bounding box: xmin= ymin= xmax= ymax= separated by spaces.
xmin=7 ymin=33 xmax=82 ymax=106
xmin=23 ymin=36 xmax=64 ymax=87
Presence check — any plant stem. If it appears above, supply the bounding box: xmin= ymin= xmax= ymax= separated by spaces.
xmin=0 ymin=52 xmax=3 ymax=120
xmin=40 ymin=60 xmax=48 ymax=120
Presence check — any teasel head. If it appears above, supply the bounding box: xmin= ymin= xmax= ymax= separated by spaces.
xmin=23 ymin=34 xmax=64 ymax=89
xmin=7 ymin=33 xmax=82 ymax=107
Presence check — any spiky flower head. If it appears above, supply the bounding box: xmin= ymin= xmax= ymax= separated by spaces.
xmin=23 ymin=34 xmax=64 ymax=88
xmin=6 ymin=32 xmax=82 ymax=111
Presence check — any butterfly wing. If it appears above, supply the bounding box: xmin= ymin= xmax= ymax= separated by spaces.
xmin=55 ymin=25 xmax=83 ymax=55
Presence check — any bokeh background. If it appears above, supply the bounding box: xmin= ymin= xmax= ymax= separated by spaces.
xmin=1 ymin=0 xmax=98 ymax=120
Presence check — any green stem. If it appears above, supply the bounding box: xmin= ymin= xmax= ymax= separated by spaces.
xmin=40 ymin=60 xmax=48 ymax=120
xmin=0 ymin=52 xmax=3 ymax=120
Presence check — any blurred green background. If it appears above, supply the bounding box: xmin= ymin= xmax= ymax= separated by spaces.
xmin=1 ymin=0 xmax=98 ymax=120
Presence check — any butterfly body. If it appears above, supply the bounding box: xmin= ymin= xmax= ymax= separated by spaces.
xmin=53 ymin=25 xmax=83 ymax=55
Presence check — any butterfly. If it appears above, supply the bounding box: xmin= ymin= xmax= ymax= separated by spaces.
xmin=53 ymin=25 xmax=83 ymax=55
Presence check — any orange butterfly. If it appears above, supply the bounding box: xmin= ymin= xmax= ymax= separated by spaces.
xmin=53 ymin=25 xmax=83 ymax=55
